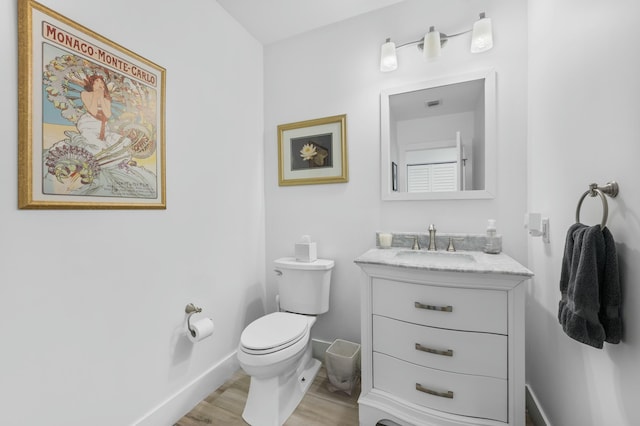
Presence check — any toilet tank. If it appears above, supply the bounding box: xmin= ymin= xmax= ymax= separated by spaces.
xmin=274 ymin=257 xmax=334 ymax=315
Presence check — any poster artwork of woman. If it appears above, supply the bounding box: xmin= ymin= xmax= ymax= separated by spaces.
xmin=42 ymin=53 xmax=158 ymax=198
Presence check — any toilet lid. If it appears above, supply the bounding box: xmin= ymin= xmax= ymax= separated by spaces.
xmin=274 ymin=257 xmax=334 ymax=270
xmin=241 ymin=312 xmax=309 ymax=353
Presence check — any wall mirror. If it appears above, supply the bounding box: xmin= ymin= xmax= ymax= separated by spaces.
xmin=381 ymin=69 xmax=496 ymax=200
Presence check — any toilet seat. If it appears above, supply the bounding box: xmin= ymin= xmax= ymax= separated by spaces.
xmin=240 ymin=312 xmax=309 ymax=355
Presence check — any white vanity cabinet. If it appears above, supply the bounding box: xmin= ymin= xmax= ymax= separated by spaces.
xmin=355 ymin=249 xmax=532 ymax=426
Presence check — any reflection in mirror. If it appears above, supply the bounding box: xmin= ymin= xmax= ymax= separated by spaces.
xmin=381 ymin=69 xmax=496 ymax=200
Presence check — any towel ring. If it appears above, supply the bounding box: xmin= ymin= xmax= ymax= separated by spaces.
xmin=575 ymin=181 xmax=619 ymax=229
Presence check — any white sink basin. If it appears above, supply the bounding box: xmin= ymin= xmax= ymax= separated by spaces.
xmin=394 ymin=250 xmax=476 ymax=265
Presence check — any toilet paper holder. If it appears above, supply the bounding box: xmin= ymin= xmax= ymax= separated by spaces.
xmin=185 ymin=303 xmax=202 ymax=314
xmin=185 ymin=303 xmax=203 ymax=336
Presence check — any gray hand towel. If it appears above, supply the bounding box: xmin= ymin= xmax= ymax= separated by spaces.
xmin=600 ymin=226 xmax=622 ymax=344
xmin=558 ymin=223 xmax=622 ymax=348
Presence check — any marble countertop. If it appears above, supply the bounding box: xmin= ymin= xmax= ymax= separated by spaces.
xmin=354 ymin=247 xmax=534 ymax=277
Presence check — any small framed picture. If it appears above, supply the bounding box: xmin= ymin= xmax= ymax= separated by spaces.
xmin=277 ymin=114 xmax=348 ymax=186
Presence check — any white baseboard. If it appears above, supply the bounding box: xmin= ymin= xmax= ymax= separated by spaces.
xmin=134 ymin=351 xmax=239 ymax=426
xmin=526 ymin=384 xmax=551 ymax=426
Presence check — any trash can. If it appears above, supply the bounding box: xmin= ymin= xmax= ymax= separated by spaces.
xmin=325 ymin=339 xmax=361 ymax=395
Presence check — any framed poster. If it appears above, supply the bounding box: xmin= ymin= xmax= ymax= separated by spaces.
xmin=277 ymin=114 xmax=348 ymax=186
xmin=18 ymin=0 xmax=166 ymax=209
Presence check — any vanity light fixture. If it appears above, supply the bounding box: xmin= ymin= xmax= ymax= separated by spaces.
xmin=380 ymin=38 xmax=398 ymax=72
xmin=379 ymin=12 xmax=493 ymax=72
xmin=423 ymin=27 xmax=441 ymax=59
xmin=470 ymin=13 xmax=493 ymax=53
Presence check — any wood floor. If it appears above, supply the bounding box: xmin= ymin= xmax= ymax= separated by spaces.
xmin=175 ymin=365 xmax=535 ymax=426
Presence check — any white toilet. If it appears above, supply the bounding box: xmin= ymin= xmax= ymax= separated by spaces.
xmin=237 ymin=256 xmax=334 ymax=426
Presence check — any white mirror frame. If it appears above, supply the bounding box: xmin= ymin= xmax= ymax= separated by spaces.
xmin=380 ymin=69 xmax=496 ymax=201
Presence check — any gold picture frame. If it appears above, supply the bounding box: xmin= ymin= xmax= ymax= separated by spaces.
xmin=277 ymin=114 xmax=348 ymax=186
xmin=18 ymin=0 xmax=166 ymax=209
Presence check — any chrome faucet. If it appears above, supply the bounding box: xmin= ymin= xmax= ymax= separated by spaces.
xmin=412 ymin=236 xmax=420 ymax=250
xmin=428 ymin=224 xmax=437 ymax=251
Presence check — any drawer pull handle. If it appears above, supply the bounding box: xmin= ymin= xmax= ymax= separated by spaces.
xmin=414 ymin=301 xmax=453 ymax=312
xmin=415 ymin=343 xmax=453 ymax=357
xmin=416 ymin=383 xmax=454 ymax=399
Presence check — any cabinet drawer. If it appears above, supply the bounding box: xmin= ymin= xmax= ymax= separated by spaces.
xmin=372 ymin=278 xmax=507 ymax=334
xmin=373 ymin=315 xmax=507 ymax=379
xmin=373 ymin=352 xmax=507 ymax=422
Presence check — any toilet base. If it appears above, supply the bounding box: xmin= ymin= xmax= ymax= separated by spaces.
xmin=241 ymin=347 xmax=321 ymax=426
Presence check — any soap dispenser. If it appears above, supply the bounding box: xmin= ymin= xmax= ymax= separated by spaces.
xmin=483 ymin=219 xmax=502 ymax=254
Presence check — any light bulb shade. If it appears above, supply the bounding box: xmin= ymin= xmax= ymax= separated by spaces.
xmin=423 ymin=29 xmax=441 ymax=59
xmin=380 ymin=39 xmax=398 ymax=72
xmin=471 ymin=15 xmax=493 ymax=53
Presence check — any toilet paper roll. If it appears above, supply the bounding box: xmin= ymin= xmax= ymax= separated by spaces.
xmin=187 ymin=317 xmax=214 ymax=343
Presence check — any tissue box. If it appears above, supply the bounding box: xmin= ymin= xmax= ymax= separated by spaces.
xmin=295 ymin=242 xmax=317 ymax=262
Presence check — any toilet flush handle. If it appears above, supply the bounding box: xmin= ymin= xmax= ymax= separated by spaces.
xmin=274 ymin=269 xmax=283 ymax=276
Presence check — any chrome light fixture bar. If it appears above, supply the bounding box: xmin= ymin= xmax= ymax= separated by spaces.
xmin=380 ymin=12 xmax=493 ymax=72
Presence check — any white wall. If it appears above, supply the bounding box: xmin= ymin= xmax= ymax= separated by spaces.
xmin=527 ymin=1 xmax=640 ymax=425
xmin=0 ymin=1 xmax=264 ymax=425
xmin=264 ymin=0 xmax=528 ymax=344
xmin=397 ymin=112 xmax=474 ymax=146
